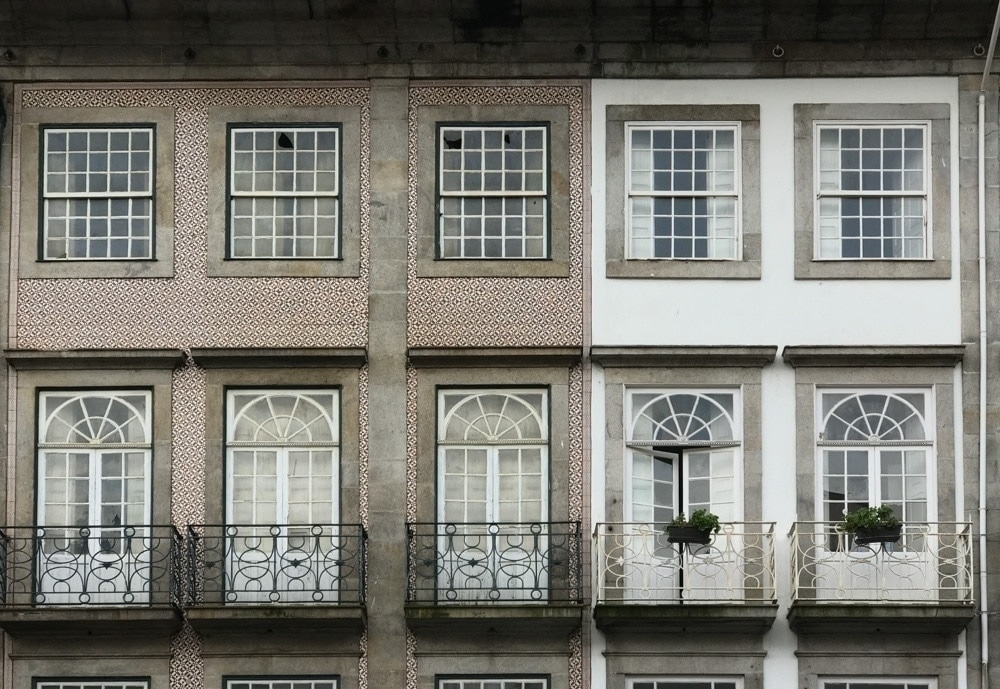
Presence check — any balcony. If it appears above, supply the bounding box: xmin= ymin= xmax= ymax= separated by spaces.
xmin=593 ymin=522 xmax=778 ymax=633
xmin=185 ymin=524 xmax=367 ymax=634
xmin=404 ymin=521 xmax=584 ymax=633
xmin=0 ymin=524 xmax=183 ymax=637
xmin=788 ymin=521 xmax=975 ymax=634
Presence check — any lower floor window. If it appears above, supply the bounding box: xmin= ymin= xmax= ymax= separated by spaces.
xmin=629 ymin=680 xmax=739 ymax=689
xmin=822 ymin=682 xmax=932 ymax=689
xmin=37 ymin=681 xmax=148 ymax=689
xmin=226 ymin=679 xmax=337 ymax=689
xmin=439 ymin=679 xmax=547 ymax=689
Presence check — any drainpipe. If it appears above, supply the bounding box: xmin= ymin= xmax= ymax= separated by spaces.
xmin=979 ymin=5 xmax=1000 ymax=689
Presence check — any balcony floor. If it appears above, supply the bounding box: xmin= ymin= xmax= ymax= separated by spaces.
xmin=788 ymin=602 xmax=976 ymax=634
xmin=594 ymin=602 xmax=778 ymax=634
xmin=405 ymin=602 xmax=584 ymax=635
xmin=0 ymin=607 xmax=182 ymax=637
xmin=186 ymin=603 xmax=366 ymax=635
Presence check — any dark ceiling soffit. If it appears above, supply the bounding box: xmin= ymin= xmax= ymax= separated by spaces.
xmin=407 ymin=347 xmax=583 ymax=368
xmin=4 ymin=349 xmax=186 ymax=370
xmin=590 ymin=346 xmax=778 ymax=368
xmin=781 ymin=345 xmax=966 ymax=368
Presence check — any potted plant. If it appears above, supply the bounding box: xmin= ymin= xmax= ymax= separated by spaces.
xmin=665 ymin=509 xmax=721 ymax=545
xmin=840 ymin=505 xmax=902 ymax=545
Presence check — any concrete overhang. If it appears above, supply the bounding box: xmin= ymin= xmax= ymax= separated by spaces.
xmin=594 ymin=603 xmax=778 ymax=634
xmin=0 ymin=607 xmax=182 ymax=637
xmin=404 ymin=602 xmax=584 ymax=635
xmin=787 ymin=602 xmax=976 ymax=635
xmin=185 ymin=604 xmax=367 ymax=635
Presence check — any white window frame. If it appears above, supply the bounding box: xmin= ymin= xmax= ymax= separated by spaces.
xmin=226 ymin=678 xmax=339 ymax=689
xmin=624 ymin=388 xmax=743 ymax=525
xmin=41 ymin=126 xmax=155 ymax=261
xmin=814 ymin=388 xmax=936 ymax=527
xmin=625 ymin=121 xmax=742 ymax=261
xmin=627 ymin=678 xmax=743 ymax=689
xmin=438 ymin=678 xmax=548 ymax=689
xmin=37 ymin=680 xmax=150 ymax=689
xmin=813 ymin=120 xmax=931 ymax=261
xmin=437 ymin=123 xmax=549 ymax=260
xmin=819 ymin=679 xmax=935 ymax=689
xmin=228 ymin=125 xmax=341 ymax=260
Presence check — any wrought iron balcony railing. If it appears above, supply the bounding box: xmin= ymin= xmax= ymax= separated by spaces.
xmin=594 ymin=522 xmax=776 ymax=604
xmin=0 ymin=525 xmax=182 ymax=607
xmin=789 ymin=521 xmax=973 ymax=604
xmin=406 ymin=522 xmax=583 ymax=604
xmin=186 ymin=524 xmax=366 ymax=606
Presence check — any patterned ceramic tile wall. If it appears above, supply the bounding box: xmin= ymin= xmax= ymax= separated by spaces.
xmin=15 ymin=85 xmax=370 ymax=350
xmin=406 ymin=85 xmax=585 ymax=348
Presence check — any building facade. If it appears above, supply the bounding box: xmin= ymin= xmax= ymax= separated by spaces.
xmin=0 ymin=3 xmax=997 ymax=689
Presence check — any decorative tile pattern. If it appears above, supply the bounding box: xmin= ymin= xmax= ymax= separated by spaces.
xmin=568 ymin=628 xmax=583 ymax=689
xmin=169 ymin=623 xmax=204 ymax=689
xmin=359 ymin=629 xmax=369 ymax=689
xmin=568 ymin=363 xmax=584 ymax=522
xmin=405 ymin=628 xmax=418 ymax=689
xmin=405 ymin=365 xmax=418 ymax=523
xmin=406 ymin=85 xmax=585 ymax=348
xmin=359 ymin=364 xmax=370 ymax=529
xmin=16 ymin=86 xmax=370 ymax=350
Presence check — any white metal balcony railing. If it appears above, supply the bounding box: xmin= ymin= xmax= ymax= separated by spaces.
xmin=594 ymin=522 xmax=776 ymax=604
xmin=789 ymin=522 xmax=973 ymax=604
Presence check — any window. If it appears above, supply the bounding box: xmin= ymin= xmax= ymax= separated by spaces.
xmin=817 ymin=390 xmax=932 ymax=526
xmin=815 ymin=123 xmax=928 ymax=259
xmin=42 ymin=126 xmax=154 ymax=260
xmin=821 ymin=681 xmax=933 ymax=689
xmin=438 ymin=679 xmax=547 ymax=689
xmin=627 ymin=123 xmax=740 ymax=260
xmin=228 ymin=126 xmax=340 ymax=259
xmin=438 ymin=124 xmax=548 ymax=259
xmin=226 ymin=679 xmax=337 ymax=689
xmin=626 ymin=390 xmax=741 ymax=526
xmin=38 ymin=391 xmax=152 ymax=535
xmin=628 ymin=680 xmax=740 ymax=689
xmin=36 ymin=681 xmax=148 ymax=689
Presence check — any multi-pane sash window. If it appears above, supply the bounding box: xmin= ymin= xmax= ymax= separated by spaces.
xmin=227 ymin=390 xmax=340 ymax=527
xmin=227 ymin=679 xmax=337 ymax=689
xmin=37 ymin=681 xmax=149 ymax=689
xmin=816 ymin=123 xmax=929 ymax=259
xmin=629 ymin=680 xmax=740 ymax=689
xmin=439 ymin=679 xmax=547 ymax=689
xmin=438 ymin=390 xmax=548 ymax=524
xmin=229 ymin=126 xmax=340 ymax=259
xmin=627 ymin=390 xmax=741 ymax=525
xmin=627 ymin=123 xmax=740 ymax=260
xmin=821 ymin=681 xmax=932 ymax=689
xmin=38 ymin=391 xmax=152 ymax=546
xmin=42 ymin=127 xmax=154 ymax=260
xmin=818 ymin=391 xmax=932 ymax=525
xmin=438 ymin=124 xmax=548 ymax=259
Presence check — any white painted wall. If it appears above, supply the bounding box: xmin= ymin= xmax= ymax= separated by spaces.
xmin=591 ymin=77 xmax=962 ymax=346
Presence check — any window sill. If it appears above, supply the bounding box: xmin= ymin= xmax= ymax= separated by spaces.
xmin=207 ymin=257 xmax=360 ymax=278
xmin=19 ymin=258 xmax=174 ymax=280
xmin=795 ymin=258 xmax=950 ymax=280
xmin=606 ymin=258 xmax=760 ymax=280
xmin=417 ymin=257 xmax=570 ymax=278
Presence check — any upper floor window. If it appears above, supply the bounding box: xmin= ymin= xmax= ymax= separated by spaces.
xmin=822 ymin=681 xmax=933 ymax=689
xmin=629 ymin=680 xmax=740 ymax=689
xmin=815 ymin=123 xmax=928 ymax=260
xmin=438 ymin=124 xmax=548 ymax=259
xmin=227 ymin=679 xmax=338 ymax=689
xmin=42 ymin=126 xmax=154 ymax=260
xmin=627 ymin=123 xmax=740 ymax=260
xmin=38 ymin=681 xmax=149 ymax=689
xmin=229 ymin=126 xmax=340 ymax=259
xmin=818 ymin=390 xmax=933 ymax=525
xmin=439 ymin=679 xmax=547 ymax=689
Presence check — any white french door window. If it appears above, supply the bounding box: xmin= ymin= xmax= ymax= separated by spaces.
xmin=625 ymin=390 xmax=741 ymax=601
xmin=821 ymin=680 xmax=934 ymax=689
xmin=628 ymin=679 xmax=741 ymax=689
xmin=437 ymin=389 xmax=549 ymax=601
xmin=814 ymin=390 xmax=935 ymax=600
xmin=226 ymin=389 xmax=339 ymax=602
xmin=37 ymin=391 xmax=152 ymax=604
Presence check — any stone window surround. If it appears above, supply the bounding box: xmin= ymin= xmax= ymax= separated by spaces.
xmin=222 ymin=677 xmax=340 ymax=689
xmin=605 ymin=104 xmax=761 ymax=280
xmin=207 ymin=105 xmax=363 ymax=278
xmin=798 ymin=647 xmax=949 ymax=689
xmin=794 ymin=102 xmax=951 ymax=280
xmin=33 ymin=679 xmax=151 ymax=689
xmin=601 ymin=367 xmax=764 ymax=524
xmin=415 ymin=104 xmax=571 ymax=278
xmin=602 ymin=638 xmax=763 ymax=689
xmin=792 ymin=368 xmax=956 ymax=524
xmin=435 ymin=677 xmax=551 ymax=689
xmin=17 ymin=106 xmax=175 ymax=279
xmin=206 ymin=653 xmax=356 ymax=689
xmin=11 ymin=368 xmax=174 ymax=527
xmin=202 ymin=367 xmax=362 ymax=525
xmin=413 ymin=367 xmax=572 ymax=524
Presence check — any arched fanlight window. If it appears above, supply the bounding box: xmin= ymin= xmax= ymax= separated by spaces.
xmin=40 ymin=392 xmax=150 ymax=446
xmin=629 ymin=391 xmax=736 ymax=445
xmin=230 ymin=391 xmax=338 ymax=444
xmin=820 ymin=392 xmax=927 ymax=443
xmin=440 ymin=391 xmax=547 ymax=443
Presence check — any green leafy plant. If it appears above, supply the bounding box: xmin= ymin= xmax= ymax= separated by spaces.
xmin=840 ymin=505 xmax=901 ymax=534
xmin=667 ymin=509 xmax=721 ymax=534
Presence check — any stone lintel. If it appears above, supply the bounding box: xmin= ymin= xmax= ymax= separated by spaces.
xmin=188 ymin=348 xmax=368 ymax=368
xmin=407 ymin=347 xmax=583 ymax=368
xmin=3 ymin=349 xmax=186 ymax=369
xmin=781 ymin=345 xmax=966 ymax=368
xmin=0 ymin=607 xmax=182 ymax=637
xmin=590 ymin=346 xmax=778 ymax=368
